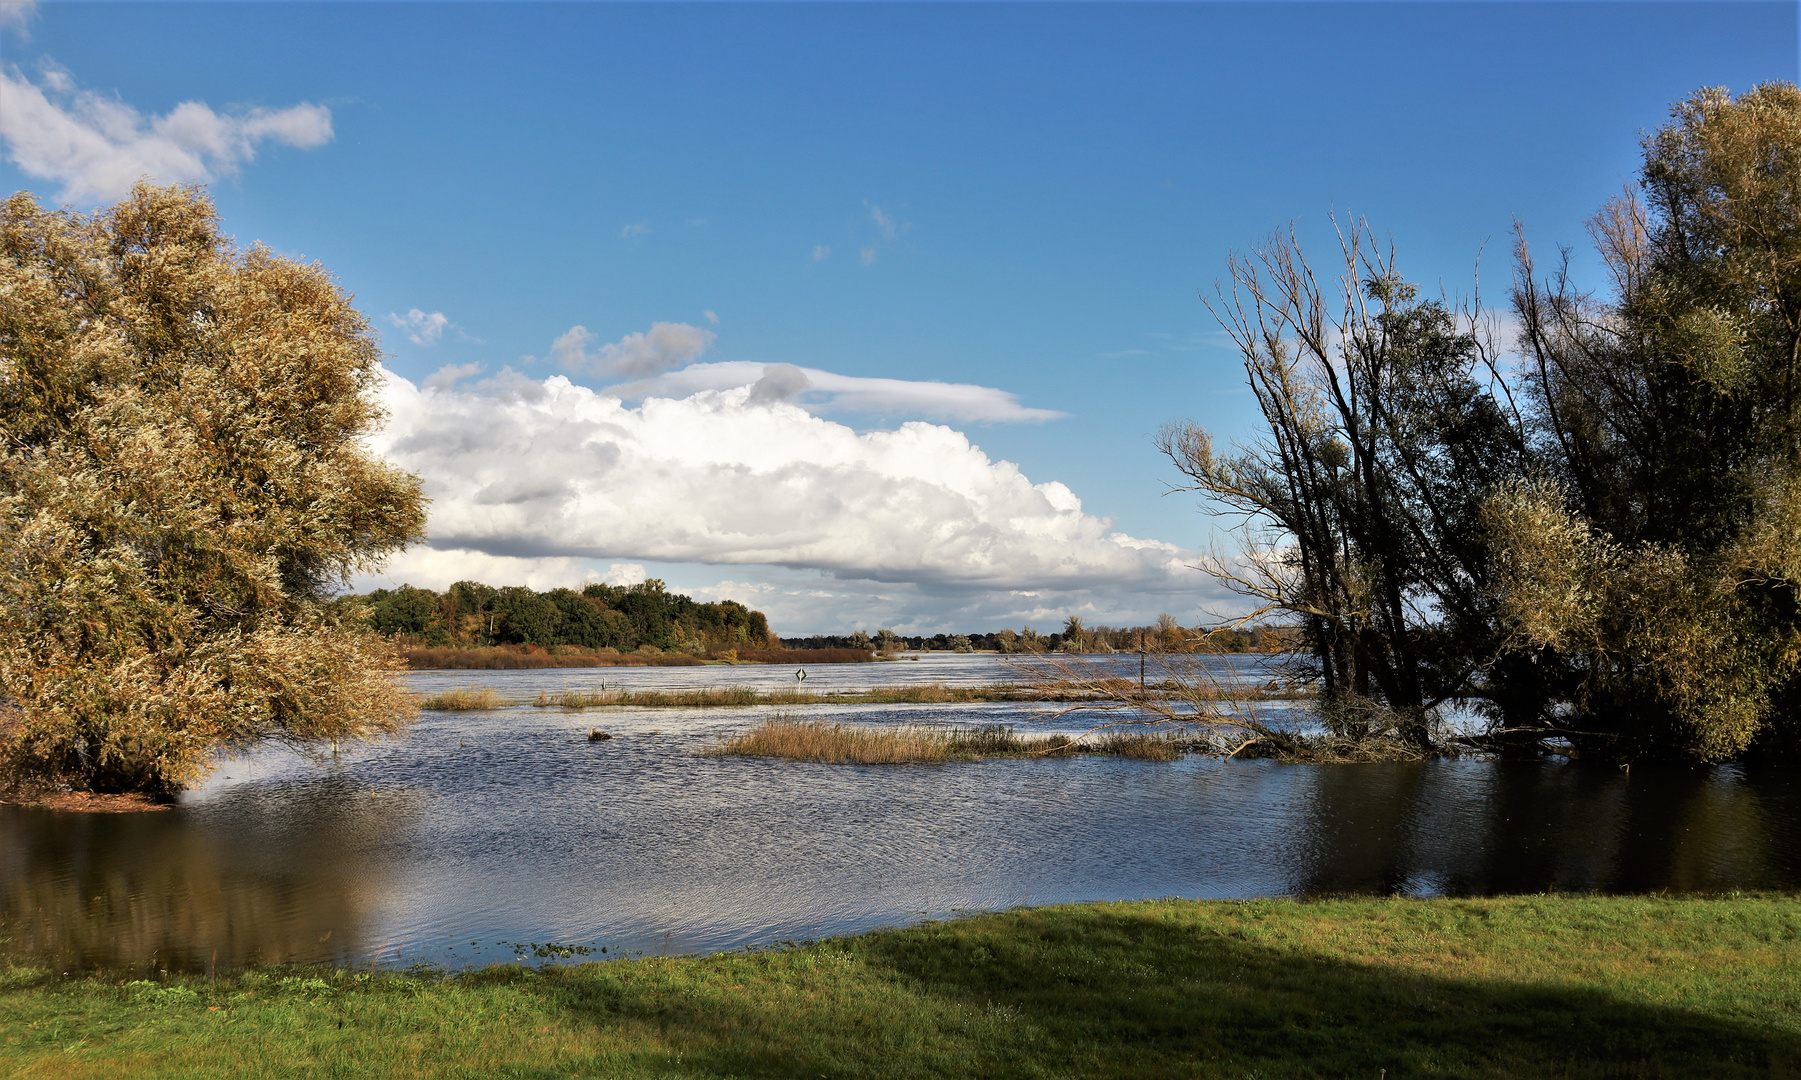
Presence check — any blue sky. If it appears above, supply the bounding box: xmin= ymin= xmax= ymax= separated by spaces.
xmin=1 ymin=2 xmax=1794 ymax=633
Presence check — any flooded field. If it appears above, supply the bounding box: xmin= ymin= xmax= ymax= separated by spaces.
xmin=4 ymin=656 xmax=1798 ymax=972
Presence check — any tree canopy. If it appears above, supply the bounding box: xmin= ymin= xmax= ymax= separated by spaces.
xmin=358 ymin=579 xmax=770 ymax=655
xmin=1167 ymin=83 xmax=1801 ymax=763
xmin=0 ymin=183 xmax=426 ymax=795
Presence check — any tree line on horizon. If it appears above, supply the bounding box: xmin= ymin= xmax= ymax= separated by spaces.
xmin=361 ymin=581 xmax=1292 ymax=658
xmin=784 ymin=616 xmax=1294 ymax=655
xmin=355 ymin=579 xmax=770 ymax=656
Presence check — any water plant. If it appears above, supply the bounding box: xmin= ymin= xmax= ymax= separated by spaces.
xmin=706 ymin=718 xmax=1184 ymax=764
xmin=418 ymin=687 xmax=504 ymax=711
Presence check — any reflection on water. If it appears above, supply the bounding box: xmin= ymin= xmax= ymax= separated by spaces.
xmin=2 ymin=661 xmax=1797 ymax=972
xmin=0 ymin=783 xmax=420 ymax=971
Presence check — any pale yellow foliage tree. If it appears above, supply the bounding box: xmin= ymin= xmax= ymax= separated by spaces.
xmin=1482 ymin=480 xmax=1778 ymax=761
xmin=0 ymin=183 xmax=427 ymax=794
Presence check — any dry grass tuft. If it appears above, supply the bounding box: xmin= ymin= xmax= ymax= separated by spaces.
xmin=708 ymin=718 xmax=1182 ymax=764
xmin=418 ymin=686 xmax=505 ymax=711
xmin=709 ymin=719 xmax=963 ymax=763
xmin=1091 ymin=731 xmax=1185 ymax=761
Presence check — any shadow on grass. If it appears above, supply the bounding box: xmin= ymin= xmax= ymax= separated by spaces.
xmin=533 ymin=905 xmax=1801 ymax=1079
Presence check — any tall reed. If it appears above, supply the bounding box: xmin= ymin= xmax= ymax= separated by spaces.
xmin=418 ymin=686 xmax=505 ymax=711
xmin=706 ymin=718 xmax=1179 ymax=764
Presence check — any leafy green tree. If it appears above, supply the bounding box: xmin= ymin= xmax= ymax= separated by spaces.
xmin=365 ymin=584 xmax=444 ymax=641
xmin=493 ymin=586 xmax=560 ymax=646
xmin=0 ymin=184 xmax=426 ymax=794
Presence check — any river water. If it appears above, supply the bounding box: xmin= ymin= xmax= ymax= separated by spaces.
xmin=3 ymin=655 xmax=1798 ymax=972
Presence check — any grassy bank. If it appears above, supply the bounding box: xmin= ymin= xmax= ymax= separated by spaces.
xmin=707 ymin=718 xmax=1182 ymax=762
xmin=4 ymin=895 xmax=1798 ymax=1078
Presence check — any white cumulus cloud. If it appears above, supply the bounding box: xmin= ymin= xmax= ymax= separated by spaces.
xmin=612 ymin=361 xmax=1063 ymax=424
xmin=372 ymin=369 xmax=1196 ymax=597
xmin=389 ymin=309 xmax=450 ymax=346
xmin=551 ymin=322 xmax=716 ymax=378
xmin=0 ymin=62 xmax=333 ymax=204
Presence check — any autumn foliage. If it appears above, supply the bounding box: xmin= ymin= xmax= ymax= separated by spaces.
xmin=0 ymin=184 xmax=426 ymax=795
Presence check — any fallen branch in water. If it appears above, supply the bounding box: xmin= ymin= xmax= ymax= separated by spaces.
xmin=1002 ymin=653 xmax=1433 ymax=763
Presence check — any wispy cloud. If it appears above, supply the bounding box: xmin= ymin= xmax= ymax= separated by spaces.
xmin=866 ymin=201 xmax=897 ymax=241
xmin=388 ymin=308 xmax=450 ymax=346
xmin=854 ymin=202 xmax=909 ymax=267
xmin=0 ymin=0 xmax=38 ymax=35
xmin=621 ymin=221 xmax=652 ymax=238
xmin=812 ymin=244 xmax=831 ymax=261
xmin=0 ymin=61 xmax=332 ymax=204
xmin=612 ymin=360 xmax=1064 ymax=424
xmin=423 ymin=362 xmax=483 ymax=390
xmin=703 ymin=309 xmax=719 ymax=325
xmin=550 ymin=321 xmax=716 ymax=378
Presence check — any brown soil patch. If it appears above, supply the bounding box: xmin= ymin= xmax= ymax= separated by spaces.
xmin=8 ymin=790 xmax=172 ymax=813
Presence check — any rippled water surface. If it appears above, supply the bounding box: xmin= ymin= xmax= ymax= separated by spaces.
xmin=4 ymin=655 xmax=1799 ymax=971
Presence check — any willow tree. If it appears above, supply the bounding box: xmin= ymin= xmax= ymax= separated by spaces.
xmin=0 ymin=183 xmax=426 ymax=795
xmin=1492 ymin=82 xmax=1801 ymax=761
xmin=1159 ymin=221 xmax=1527 ymax=750
xmin=1160 ymin=84 xmax=1801 ymax=762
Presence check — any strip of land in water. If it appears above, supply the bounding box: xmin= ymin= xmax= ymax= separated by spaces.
xmin=3 ymin=895 xmax=1795 ymax=1078
xmin=413 ymin=681 xmax=1310 ymax=711
xmin=403 ymin=645 xmax=876 ymax=669
xmin=706 ymin=718 xmax=1186 ymax=761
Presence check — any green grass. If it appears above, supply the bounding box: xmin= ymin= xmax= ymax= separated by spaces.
xmin=5 ymin=895 xmax=1800 ymax=1078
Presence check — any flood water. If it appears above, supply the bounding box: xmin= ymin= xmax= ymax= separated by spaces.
xmin=3 ymin=655 xmax=1799 ymax=972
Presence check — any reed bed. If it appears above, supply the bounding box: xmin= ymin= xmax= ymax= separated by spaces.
xmin=417 ymin=686 xmax=505 ymax=711
xmin=707 ymin=718 xmax=1187 ymax=764
xmin=1091 ymin=730 xmax=1185 ymax=761
xmin=404 ymin=647 xmax=705 ymax=670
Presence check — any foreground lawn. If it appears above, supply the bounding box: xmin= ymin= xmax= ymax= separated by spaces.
xmin=4 ymin=895 xmax=1800 ymax=1078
